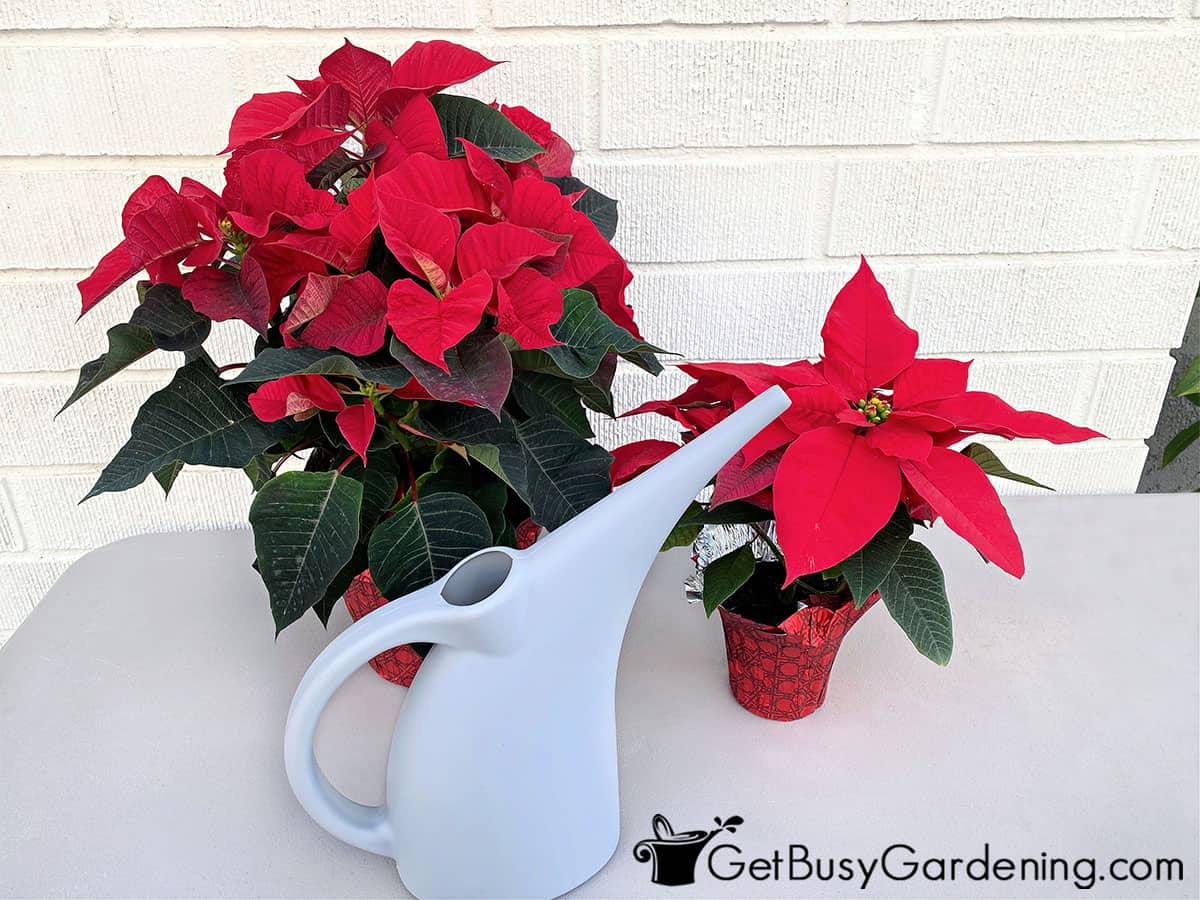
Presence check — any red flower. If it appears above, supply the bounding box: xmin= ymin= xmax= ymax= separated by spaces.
xmin=248 ymin=375 xmax=345 ymax=422
xmin=622 ymin=259 xmax=1103 ymax=583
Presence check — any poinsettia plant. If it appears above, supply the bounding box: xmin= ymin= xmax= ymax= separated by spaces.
xmin=67 ymin=39 xmax=661 ymax=633
xmin=614 ymin=259 xmax=1103 ymax=664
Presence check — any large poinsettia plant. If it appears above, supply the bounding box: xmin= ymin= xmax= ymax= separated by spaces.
xmin=614 ymin=259 xmax=1103 ymax=664
xmin=68 ymin=40 xmax=661 ymax=633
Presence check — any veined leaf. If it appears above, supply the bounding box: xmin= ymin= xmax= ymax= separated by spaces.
xmin=59 ymin=323 xmax=156 ymax=414
xmin=129 ymin=283 xmax=210 ymax=352
xmin=225 ymin=346 xmax=409 ymax=388
xmin=702 ymin=544 xmax=756 ymax=616
xmin=250 ymin=470 xmax=363 ymax=634
xmin=1163 ymin=420 xmax=1200 ymax=467
xmin=152 ymin=460 xmax=185 ymax=496
xmin=841 ymin=506 xmax=914 ymax=609
xmin=546 ymin=290 xmax=663 ymax=378
xmin=388 ymin=333 xmax=512 ymax=418
xmin=961 ymin=443 xmax=1054 ymax=492
xmin=879 ymin=541 xmax=953 ymax=665
xmin=430 ymin=94 xmax=543 ymax=162
xmin=547 ymin=176 xmax=618 ymax=241
xmin=85 ymin=360 xmax=290 ymax=499
xmin=368 ymin=492 xmax=492 ymax=599
xmin=510 ymin=370 xmax=593 ymax=438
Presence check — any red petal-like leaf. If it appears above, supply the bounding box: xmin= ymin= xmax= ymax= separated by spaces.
xmin=376 ymin=192 xmax=460 ymax=294
xmin=820 ymin=257 xmax=918 ymax=400
xmin=284 ymin=273 xmax=344 ymax=345
xmin=336 ymin=402 xmax=377 ymax=465
xmin=248 ymin=374 xmax=346 ymax=422
xmin=301 ymin=272 xmax=389 ymax=355
xmin=376 ymin=153 xmax=490 ymax=216
xmin=368 ymin=94 xmax=448 ymax=174
xmin=329 ymin=175 xmax=377 ymax=271
xmin=713 ymin=447 xmax=784 ymax=506
xmin=78 ymin=241 xmax=141 ymax=315
xmin=892 ymin=358 xmax=971 ymax=409
xmin=223 ymin=91 xmax=310 ymax=152
xmin=900 ymin=448 xmax=1025 ymax=577
xmin=227 ymin=150 xmax=340 ymax=237
xmin=274 ymin=231 xmax=347 ymax=270
xmin=296 ymin=82 xmax=351 ymax=131
xmin=509 ymin=178 xmax=608 ymax=284
xmin=499 ymin=104 xmax=574 ymax=177
xmin=244 ymin=237 xmax=328 ymax=311
xmin=496 ymin=268 xmax=563 ymax=349
xmin=888 ymin=408 xmax=957 ymax=432
xmin=917 ymin=391 xmax=1104 ymax=444
xmin=457 ymin=222 xmax=561 ymax=280
xmin=390 ymin=40 xmax=500 ymax=93
xmin=865 ymin=418 xmax=933 ymax=461
xmin=611 ymin=440 xmax=677 ymax=486
xmin=459 ymin=138 xmax=512 ymax=216
xmin=583 ymin=256 xmax=639 ymax=338
xmin=319 ymin=39 xmax=391 ymax=123
xmin=774 ymin=425 xmax=901 ymax=581
xmin=387 ymin=271 xmax=492 ymax=372
xmin=182 ymin=256 xmax=271 ymax=336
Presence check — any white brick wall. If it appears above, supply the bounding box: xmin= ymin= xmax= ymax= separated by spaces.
xmin=1 ymin=3 xmax=1197 ymax=645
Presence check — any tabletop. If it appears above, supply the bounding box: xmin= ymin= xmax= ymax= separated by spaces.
xmin=1 ymin=494 xmax=1197 ymax=899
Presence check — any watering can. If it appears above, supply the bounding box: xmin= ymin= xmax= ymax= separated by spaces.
xmin=283 ymin=385 xmax=789 ymax=898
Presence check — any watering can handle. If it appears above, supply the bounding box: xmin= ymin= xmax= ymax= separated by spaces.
xmin=283 ymin=582 xmax=467 ymax=857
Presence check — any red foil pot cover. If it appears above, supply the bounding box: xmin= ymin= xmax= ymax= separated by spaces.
xmin=718 ymin=593 xmax=878 ymax=722
xmin=343 ymin=572 xmax=424 ymax=687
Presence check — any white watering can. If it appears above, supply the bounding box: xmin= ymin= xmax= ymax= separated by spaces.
xmin=283 ymin=385 xmax=789 ymax=898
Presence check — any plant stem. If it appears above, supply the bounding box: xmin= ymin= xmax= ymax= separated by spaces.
xmin=271 ymin=439 xmax=315 ymax=474
xmin=748 ymin=522 xmax=784 ymax=563
xmin=215 ymin=362 xmax=250 ymax=375
xmin=335 ymin=453 xmax=357 ymax=474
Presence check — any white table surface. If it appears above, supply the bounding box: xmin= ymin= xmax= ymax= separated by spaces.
xmin=1 ymin=494 xmax=1197 ymax=899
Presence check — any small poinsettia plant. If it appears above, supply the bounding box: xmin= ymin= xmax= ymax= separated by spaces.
xmin=66 ymin=39 xmax=661 ymax=633
xmin=614 ymin=259 xmax=1103 ymax=665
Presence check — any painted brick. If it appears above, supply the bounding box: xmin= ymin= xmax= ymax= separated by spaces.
xmin=627 ymin=263 xmax=907 ymax=360
xmin=908 ymin=260 xmax=1200 ymax=353
xmin=0 ymin=486 xmax=20 ymax=551
xmin=602 ymin=38 xmax=924 ymax=149
xmin=235 ymin=41 xmax=596 ymax=150
xmin=0 ymin=46 xmax=236 ymax=156
xmin=120 ymin=0 xmax=476 ymax=28
xmin=1089 ymin=355 xmax=1177 ymax=440
xmin=848 ymin=0 xmax=1173 ymax=20
xmin=0 ymin=1 xmax=108 ymax=28
xmin=495 ymin=0 xmax=827 ymax=25
xmin=967 ymin=438 xmax=1148 ymax=495
xmin=0 ymin=558 xmax=71 ymax=631
xmin=0 ymin=164 xmax=225 ymax=271
xmin=934 ymin=35 xmax=1200 ymax=143
xmin=1138 ymin=157 xmax=1200 ymax=250
xmin=574 ymin=159 xmax=820 ymax=262
xmin=6 ymin=469 xmax=251 ymax=550
xmin=829 ymin=156 xmax=1141 ymax=256
xmin=0 ymin=630 xmax=12 ymax=649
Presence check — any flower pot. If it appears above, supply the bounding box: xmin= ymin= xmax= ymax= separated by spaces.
xmin=343 ymin=572 xmax=424 ymax=687
xmin=718 ymin=593 xmax=878 ymax=721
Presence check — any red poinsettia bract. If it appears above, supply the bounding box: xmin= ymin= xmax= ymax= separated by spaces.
xmin=615 ymin=259 xmax=1104 ymax=583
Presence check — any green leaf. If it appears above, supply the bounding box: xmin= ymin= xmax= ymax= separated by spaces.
xmin=1173 ymin=355 xmax=1200 ymax=398
xmin=575 ymin=353 xmax=617 ymax=417
xmin=429 ymin=93 xmax=543 ymax=162
xmin=59 ymin=323 xmax=156 ymax=414
xmin=547 ymin=176 xmax=618 ymax=241
xmin=841 ymin=506 xmax=914 ymax=609
xmin=682 ymin=500 xmax=772 ymax=527
xmin=250 ymin=471 xmax=363 ymax=634
xmin=702 ymin=544 xmax=756 ymax=616
xmin=416 ymin=452 xmax=509 ymax=542
xmin=1163 ymin=420 xmax=1200 ymax=466
xmin=359 ymin=468 xmax=399 ymax=531
xmin=961 ymin=443 xmax=1054 ymax=492
xmin=129 ymin=283 xmax=210 ymax=352
xmin=388 ymin=333 xmax=512 ymax=418
xmin=661 ymin=502 xmax=703 ymax=552
xmin=85 ymin=360 xmax=291 ymax=499
xmin=311 ymin=543 xmax=368 ymax=627
xmin=510 ymin=370 xmax=593 ymax=438
xmin=546 ymin=290 xmax=664 ymax=378
xmin=879 ymin=541 xmax=953 ymax=666
xmin=152 ymin=460 xmax=185 ymax=496
xmin=243 ymin=453 xmax=282 ymax=491
xmin=368 ymin=492 xmax=492 ymax=599
xmin=225 ymin=347 xmax=409 ymax=387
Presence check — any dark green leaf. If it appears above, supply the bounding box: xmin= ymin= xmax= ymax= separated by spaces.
xmin=683 ymin=500 xmax=771 ymax=527
xmin=547 ymin=176 xmax=618 ymax=241
xmin=841 ymin=506 xmax=914 ymax=609
xmin=360 ymin=468 xmax=399 ymax=530
xmin=1163 ymin=420 xmax=1200 ymax=466
xmin=511 ymin=415 xmax=612 ymax=531
xmin=152 ymin=460 xmax=184 ymax=496
xmin=243 ymin=453 xmax=282 ymax=491
xmin=225 ymin=347 xmax=409 ymax=387
xmin=1173 ymin=355 xmax=1200 ymax=398
xmin=388 ymin=333 xmax=512 ymax=418
xmin=546 ymin=290 xmax=664 ymax=378
xmin=510 ymin=370 xmax=593 ymax=438
xmin=129 ymin=283 xmax=210 ymax=352
xmin=879 ymin=541 xmax=952 ymax=665
xmin=416 ymin=452 xmax=509 ymax=542
xmin=575 ymin=352 xmax=617 ymax=417
xmin=702 ymin=544 xmax=756 ymax=616
xmin=311 ymin=543 xmax=368 ymax=627
xmin=961 ymin=443 xmax=1054 ymax=492
xmin=368 ymin=492 xmax=492 ymax=599
xmin=429 ymin=93 xmax=543 ymax=162
xmin=85 ymin=360 xmax=291 ymax=499
xmin=661 ymin=502 xmax=703 ymax=552
xmin=250 ymin=471 xmax=363 ymax=634
xmin=59 ymin=323 xmax=156 ymax=414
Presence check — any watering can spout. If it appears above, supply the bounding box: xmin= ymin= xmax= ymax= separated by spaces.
xmin=536 ymin=384 xmax=791 ymax=582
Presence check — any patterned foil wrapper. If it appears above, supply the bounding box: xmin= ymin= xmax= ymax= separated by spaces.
xmin=684 ymin=521 xmax=779 ymax=602
xmin=342 ymin=572 xmax=424 ymax=687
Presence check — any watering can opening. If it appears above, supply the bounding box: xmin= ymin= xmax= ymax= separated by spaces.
xmin=440 ymin=550 xmax=515 ymax=607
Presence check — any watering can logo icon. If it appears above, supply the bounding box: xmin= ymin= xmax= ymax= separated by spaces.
xmin=633 ymin=814 xmax=744 ymax=885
